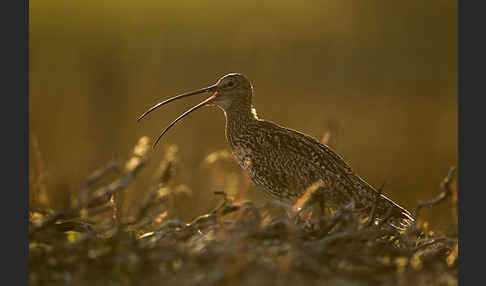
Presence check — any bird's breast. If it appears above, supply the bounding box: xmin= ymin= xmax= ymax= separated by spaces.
xmin=230 ymin=146 xmax=253 ymax=170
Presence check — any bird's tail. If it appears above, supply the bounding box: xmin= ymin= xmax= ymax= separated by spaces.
xmin=346 ymin=174 xmax=414 ymax=230
xmin=368 ymin=191 xmax=414 ymax=230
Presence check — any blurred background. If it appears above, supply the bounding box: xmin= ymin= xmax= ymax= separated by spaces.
xmin=30 ymin=1 xmax=457 ymax=230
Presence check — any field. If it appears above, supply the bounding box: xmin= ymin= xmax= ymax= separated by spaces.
xmin=29 ymin=137 xmax=458 ymax=285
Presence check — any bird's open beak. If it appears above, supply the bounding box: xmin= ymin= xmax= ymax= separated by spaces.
xmin=137 ymin=84 xmax=219 ymax=148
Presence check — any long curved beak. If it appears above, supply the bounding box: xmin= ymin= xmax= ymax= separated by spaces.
xmin=137 ymin=84 xmax=219 ymax=148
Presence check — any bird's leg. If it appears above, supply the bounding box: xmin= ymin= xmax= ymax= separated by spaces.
xmin=292 ymin=185 xmax=328 ymax=232
xmin=317 ymin=188 xmax=326 ymax=217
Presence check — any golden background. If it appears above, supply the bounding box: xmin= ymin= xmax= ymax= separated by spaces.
xmin=30 ymin=0 xmax=457 ymax=229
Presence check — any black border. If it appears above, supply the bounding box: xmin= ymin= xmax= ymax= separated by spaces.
xmin=2 ymin=0 xmax=29 ymax=283
xmin=458 ymin=0 xmax=484 ymax=285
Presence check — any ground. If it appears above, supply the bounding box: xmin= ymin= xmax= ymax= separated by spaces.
xmin=29 ymin=137 xmax=458 ymax=286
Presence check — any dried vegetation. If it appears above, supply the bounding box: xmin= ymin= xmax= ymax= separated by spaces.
xmin=29 ymin=137 xmax=458 ymax=286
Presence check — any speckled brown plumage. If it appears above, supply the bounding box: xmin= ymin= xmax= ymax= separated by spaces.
xmin=139 ymin=73 xmax=414 ymax=229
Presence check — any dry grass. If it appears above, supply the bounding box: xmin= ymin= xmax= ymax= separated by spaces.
xmin=29 ymin=137 xmax=458 ymax=286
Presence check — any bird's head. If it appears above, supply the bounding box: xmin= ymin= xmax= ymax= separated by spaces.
xmin=211 ymin=73 xmax=252 ymax=110
xmin=137 ymin=73 xmax=253 ymax=147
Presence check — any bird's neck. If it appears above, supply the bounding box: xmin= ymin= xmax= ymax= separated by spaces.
xmin=224 ymin=104 xmax=258 ymax=148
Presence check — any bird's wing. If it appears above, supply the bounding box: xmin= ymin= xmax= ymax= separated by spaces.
xmin=258 ymin=120 xmax=412 ymax=220
xmin=257 ymin=120 xmax=357 ymax=187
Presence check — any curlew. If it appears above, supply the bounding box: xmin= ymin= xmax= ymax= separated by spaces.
xmin=138 ymin=73 xmax=413 ymax=229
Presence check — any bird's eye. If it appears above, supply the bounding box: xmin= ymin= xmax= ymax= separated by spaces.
xmin=227 ymin=81 xmax=234 ymax=87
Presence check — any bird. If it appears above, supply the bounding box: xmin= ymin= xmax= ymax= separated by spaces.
xmin=137 ymin=73 xmax=413 ymax=229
